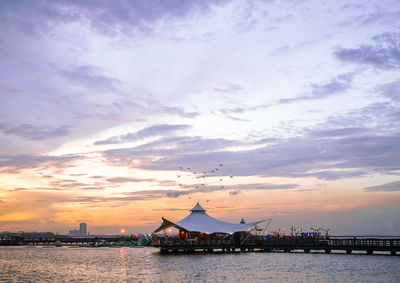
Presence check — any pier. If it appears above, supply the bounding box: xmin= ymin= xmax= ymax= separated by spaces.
xmin=157 ymin=236 xmax=400 ymax=256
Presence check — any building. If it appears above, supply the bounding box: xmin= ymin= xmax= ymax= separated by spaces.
xmin=68 ymin=223 xmax=88 ymax=237
xmin=79 ymin=223 xmax=87 ymax=236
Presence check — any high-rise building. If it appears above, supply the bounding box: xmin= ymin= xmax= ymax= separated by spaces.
xmin=68 ymin=223 xmax=88 ymax=237
xmin=79 ymin=223 xmax=87 ymax=236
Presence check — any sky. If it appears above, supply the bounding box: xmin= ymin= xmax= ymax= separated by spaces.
xmin=0 ymin=0 xmax=400 ymax=235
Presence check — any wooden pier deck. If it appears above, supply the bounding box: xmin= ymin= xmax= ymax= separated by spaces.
xmin=157 ymin=237 xmax=400 ymax=255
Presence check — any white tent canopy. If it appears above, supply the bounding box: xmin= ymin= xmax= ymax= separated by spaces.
xmin=153 ymin=202 xmax=266 ymax=234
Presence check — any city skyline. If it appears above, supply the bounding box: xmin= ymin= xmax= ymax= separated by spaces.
xmin=0 ymin=0 xmax=400 ymax=235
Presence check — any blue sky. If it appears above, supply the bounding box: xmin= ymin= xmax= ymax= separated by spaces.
xmin=0 ymin=0 xmax=399 ymax=235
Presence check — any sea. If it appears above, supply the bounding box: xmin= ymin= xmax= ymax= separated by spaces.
xmin=1 ymin=246 xmax=399 ymax=282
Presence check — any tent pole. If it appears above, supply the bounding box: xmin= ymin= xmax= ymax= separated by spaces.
xmin=262 ymin=219 xmax=272 ymax=235
xmin=240 ymin=227 xmax=253 ymax=245
xmin=227 ymin=233 xmax=234 ymax=245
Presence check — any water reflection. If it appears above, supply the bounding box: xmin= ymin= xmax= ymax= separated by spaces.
xmin=0 ymin=247 xmax=399 ymax=282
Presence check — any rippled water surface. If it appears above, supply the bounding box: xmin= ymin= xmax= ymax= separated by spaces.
xmin=1 ymin=246 xmax=399 ymax=282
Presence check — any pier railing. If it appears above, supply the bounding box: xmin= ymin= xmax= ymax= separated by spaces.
xmin=157 ymin=236 xmax=400 ymax=255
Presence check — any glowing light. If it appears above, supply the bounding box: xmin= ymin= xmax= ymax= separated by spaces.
xmin=120 ymin=228 xmax=126 ymax=234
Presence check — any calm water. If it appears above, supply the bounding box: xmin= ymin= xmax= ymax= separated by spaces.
xmin=1 ymin=246 xmax=399 ymax=282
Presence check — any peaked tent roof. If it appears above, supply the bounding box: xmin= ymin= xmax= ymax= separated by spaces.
xmin=190 ymin=202 xmax=206 ymax=212
xmin=153 ymin=202 xmax=266 ymax=234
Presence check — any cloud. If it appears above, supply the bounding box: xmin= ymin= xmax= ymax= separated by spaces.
xmin=310 ymin=127 xmax=370 ymax=138
xmin=220 ymin=104 xmax=270 ymax=116
xmin=340 ymin=8 xmax=400 ymax=28
xmin=95 ymin=124 xmax=191 ymax=145
xmin=48 ymin=179 xmax=109 ymax=191
xmin=278 ymin=73 xmax=353 ymax=104
xmin=65 ymin=181 xmax=298 ymax=204
xmin=229 ymin=189 xmax=241 ymax=195
xmin=0 ymin=154 xmax=82 ymax=171
xmin=60 ymin=65 xmax=120 ymax=92
xmin=106 ymin=177 xmax=158 ymax=183
xmin=99 ymin=101 xmax=400 ymax=180
xmin=11 ymin=187 xmax=63 ymax=191
xmin=363 ymin=180 xmax=400 ymax=192
xmin=283 ymin=170 xmax=368 ymax=181
xmin=375 ymin=80 xmax=400 ymax=102
xmin=103 ymin=135 xmax=242 ymax=167
xmin=0 ymin=0 xmax=231 ymax=37
xmin=153 ymin=208 xmax=189 ymax=211
xmin=220 ymin=73 xmax=353 ymax=119
xmin=0 ymin=123 xmax=70 ymax=141
xmin=334 ymin=32 xmax=400 ymax=69
xmin=161 ymin=106 xmax=200 ymax=118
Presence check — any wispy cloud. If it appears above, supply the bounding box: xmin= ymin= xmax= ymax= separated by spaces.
xmin=0 ymin=0 xmax=231 ymax=37
xmin=375 ymin=80 xmax=400 ymax=102
xmin=161 ymin=106 xmax=200 ymax=118
xmin=0 ymin=154 xmax=82 ymax=171
xmin=95 ymin=124 xmax=191 ymax=145
xmin=60 ymin=65 xmax=120 ymax=92
xmin=278 ymin=73 xmax=353 ymax=104
xmin=363 ymin=180 xmax=400 ymax=192
xmin=334 ymin=32 xmax=400 ymax=69
xmin=106 ymin=177 xmax=158 ymax=183
xmin=100 ymin=101 xmax=400 ymax=180
xmin=0 ymin=123 xmax=70 ymax=141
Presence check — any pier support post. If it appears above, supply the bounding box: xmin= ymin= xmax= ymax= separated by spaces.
xmin=325 ymin=249 xmax=331 ymax=254
xmin=304 ymin=249 xmax=310 ymax=253
xmin=390 ymin=251 xmax=396 ymax=256
xmin=366 ymin=250 xmax=373 ymax=255
xmin=346 ymin=250 xmax=352 ymax=254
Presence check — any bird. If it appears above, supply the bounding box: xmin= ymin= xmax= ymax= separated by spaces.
xmin=188 ymin=196 xmax=192 ymax=199
xmin=219 ymin=164 xmax=223 ymax=166
xmin=230 ymin=176 xmax=234 ymax=178
xmin=177 ymin=175 xmax=181 ymax=178
xmin=206 ymin=200 xmax=210 ymax=202
xmin=219 ymin=179 xmax=223 ymax=181
xmin=221 ymin=186 xmax=224 ymax=189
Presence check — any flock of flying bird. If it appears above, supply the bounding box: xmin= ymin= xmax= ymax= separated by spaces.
xmin=176 ymin=164 xmax=234 ymax=201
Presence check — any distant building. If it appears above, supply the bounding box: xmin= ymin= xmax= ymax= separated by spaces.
xmin=79 ymin=223 xmax=87 ymax=236
xmin=69 ymin=223 xmax=88 ymax=237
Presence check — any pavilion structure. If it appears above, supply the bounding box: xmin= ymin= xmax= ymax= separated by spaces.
xmin=153 ymin=202 xmax=268 ymax=244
